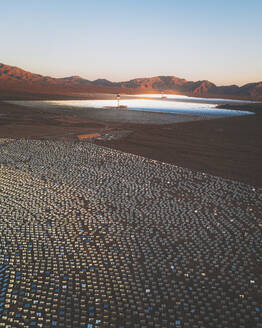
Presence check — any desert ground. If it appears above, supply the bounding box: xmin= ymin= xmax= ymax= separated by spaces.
xmin=0 ymin=98 xmax=261 ymax=186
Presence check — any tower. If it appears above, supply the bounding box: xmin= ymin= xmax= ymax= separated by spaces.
xmin=116 ymin=94 xmax=120 ymax=108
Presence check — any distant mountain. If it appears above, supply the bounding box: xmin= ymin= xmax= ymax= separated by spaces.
xmin=0 ymin=63 xmax=262 ymax=100
xmin=0 ymin=63 xmax=91 ymax=86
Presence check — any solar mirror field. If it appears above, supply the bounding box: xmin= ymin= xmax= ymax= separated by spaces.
xmin=0 ymin=139 xmax=261 ymax=328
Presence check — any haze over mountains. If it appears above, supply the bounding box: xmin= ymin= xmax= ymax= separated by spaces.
xmin=0 ymin=63 xmax=262 ymax=100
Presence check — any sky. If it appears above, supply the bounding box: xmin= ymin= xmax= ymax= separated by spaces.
xmin=1 ymin=0 xmax=262 ymax=85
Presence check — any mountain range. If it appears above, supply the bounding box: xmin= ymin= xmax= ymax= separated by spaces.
xmin=0 ymin=62 xmax=262 ymax=100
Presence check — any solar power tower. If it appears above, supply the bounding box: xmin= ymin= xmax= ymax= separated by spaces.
xmin=116 ymin=94 xmax=120 ymax=108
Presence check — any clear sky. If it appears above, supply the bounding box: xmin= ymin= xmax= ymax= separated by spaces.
xmin=1 ymin=0 xmax=262 ymax=85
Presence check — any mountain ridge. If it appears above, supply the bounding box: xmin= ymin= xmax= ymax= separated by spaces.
xmin=0 ymin=63 xmax=262 ymax=100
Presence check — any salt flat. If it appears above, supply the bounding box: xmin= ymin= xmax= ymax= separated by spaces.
xmin=0 ymin=139 xmax=261 ymax=327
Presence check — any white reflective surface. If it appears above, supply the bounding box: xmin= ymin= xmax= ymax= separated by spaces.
xmin=46 ymin=97 xmax=253 ymax=117
xmin=133 ymin=94 xmax=254 ymax=104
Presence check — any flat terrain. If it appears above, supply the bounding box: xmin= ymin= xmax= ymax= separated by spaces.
xmin=0 ymin=139 xmax=261 ymax=327
xmin=0 ymin=100 xmax=261 ymax=186
xmin=0 ymin=95 xmax=261 ymax=328
xmin=100 ymin=114 xmax=262 ymax=187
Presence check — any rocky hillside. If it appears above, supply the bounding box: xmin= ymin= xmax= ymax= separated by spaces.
xmin=0 ymin=63 xmax=261 ymax=100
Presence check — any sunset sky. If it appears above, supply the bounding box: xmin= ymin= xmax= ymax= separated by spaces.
xmin=1 ymin=0 xmax=261 ymax=85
